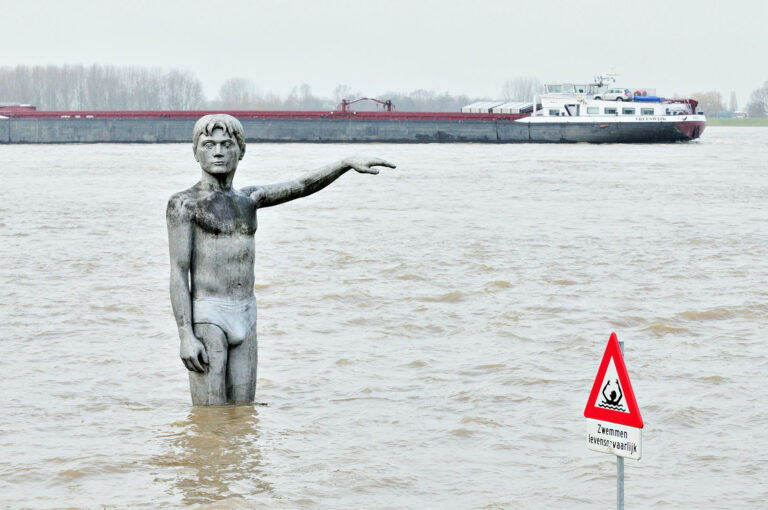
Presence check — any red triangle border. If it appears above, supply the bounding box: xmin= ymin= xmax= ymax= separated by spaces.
xmin=584 ymin=332 xmax=643 ymax=428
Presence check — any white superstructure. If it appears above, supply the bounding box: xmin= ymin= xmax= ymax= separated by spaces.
xmin=529 ymin=96 xmax=699 ymax=121
xmin=524 ymin=75 xmax=704 ymax=125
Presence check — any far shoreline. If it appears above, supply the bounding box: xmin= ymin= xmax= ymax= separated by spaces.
xmin=706 ymin=118 xmax=768 ymax=127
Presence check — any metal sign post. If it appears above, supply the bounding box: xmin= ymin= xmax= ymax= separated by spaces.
xmin=617 ymin=454 xmax=624 ymax=509
xmin=617 ymin=340 xmax=624 ymax=510
xmin=584 ymin=333 xmax=642 ymax=510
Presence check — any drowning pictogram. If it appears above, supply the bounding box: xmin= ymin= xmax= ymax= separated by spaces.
xmin=598 ymin=378 xmax=625 ymax=412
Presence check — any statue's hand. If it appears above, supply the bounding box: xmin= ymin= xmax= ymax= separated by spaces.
xmin=180 ymin=334 xmax=208 ymax=372
xmin=344 ymin=157 xmax=396 ymax=175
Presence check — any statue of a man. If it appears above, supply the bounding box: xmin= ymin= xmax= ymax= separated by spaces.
xmin=167 ymin=114 xmax=394 ymax=405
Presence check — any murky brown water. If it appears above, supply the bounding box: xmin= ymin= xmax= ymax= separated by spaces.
xmin=2 ymin=128 xmax=768 ymax=508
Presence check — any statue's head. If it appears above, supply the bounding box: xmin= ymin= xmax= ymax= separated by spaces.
xmin=193 ymin=114 xmax=246 ymax=175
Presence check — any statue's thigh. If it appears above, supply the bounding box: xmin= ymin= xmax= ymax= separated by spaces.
xmin=190 ymin=323 xmax=228 ymax=405
xmin=226 ymin=324 xmax=258 ymax=403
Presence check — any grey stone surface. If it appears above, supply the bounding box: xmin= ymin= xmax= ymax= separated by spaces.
xmin=166 ymin=114 xmax=394 ymax=405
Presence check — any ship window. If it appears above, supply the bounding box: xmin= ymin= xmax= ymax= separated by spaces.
xmin=548 ymin=109 xmax=560 ymax=116
xmin=587 ymin=107 xmax=599 ymax=114
xmin=641 ymin=108 xmax=655 ymax=115
xmin=604 ymin=107 xmax=617 ymax=115
xmin=622 ymin=108 xmax=636 ymax=115
xmin=565 ymin=104 xmax=579 ymax=116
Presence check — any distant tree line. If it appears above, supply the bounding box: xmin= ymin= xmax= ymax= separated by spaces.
xmin=0 ymin=65 xmax=205 ymax=110
xmin=210 ymin=79 xmax=335 ymax=110
xmin=691 ymin=82 xmax=768 ymax=118
xmin=0 ymin=64 xmax=501 ymax=112
xmin=4 ymin=65 xmax=767 ymax=117
xmin=212 ymin=78 xmax=491 ymax=112
xmin=0 ymin=65 xmax=538 ymax=112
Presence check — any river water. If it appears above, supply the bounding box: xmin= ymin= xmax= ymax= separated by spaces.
xmin=1 ymin=127 xmax=767 ymax=508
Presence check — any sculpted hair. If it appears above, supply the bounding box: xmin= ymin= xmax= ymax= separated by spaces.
xmin=192 ymin=114 xmax=246 ymax=158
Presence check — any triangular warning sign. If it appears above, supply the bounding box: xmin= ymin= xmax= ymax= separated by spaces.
xmin=584 ymin=332 xmax=643 ymax=428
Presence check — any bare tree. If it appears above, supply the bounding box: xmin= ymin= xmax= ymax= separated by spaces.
xmin=691 ymin=91 xmax=725 ymax=115
xmin=729 ymin=91 xmax=738 ymax=113
xmin=277 ymin=84 xmax=332 ymax=110
xmin=217 ymin=77 xmax=258 ymax=109
xmin=746 ymin=81 xmax=768 ymax=117
xmin=332 ymin=84 xmax=353 ymax=104
xmin=254 ymin=92 xmax=282 ymax=110
xmin=164 ymin=69 xmax=204 ymax=110
xmin=501 ymin=76 xmax=542 ymax=101
xmin=295 ymin=83 xmax=314 ymax=109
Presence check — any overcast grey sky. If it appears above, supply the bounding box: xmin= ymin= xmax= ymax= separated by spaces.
xmin=2 ymin=0 xmax=766 ymax=105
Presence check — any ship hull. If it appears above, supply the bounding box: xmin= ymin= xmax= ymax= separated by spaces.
xmin=0 ymin=115 xmax=705 ymax=144
xmin=513 ymin=119 xmax=706 ymax=143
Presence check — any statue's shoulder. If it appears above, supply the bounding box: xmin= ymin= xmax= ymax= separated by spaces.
xmin=237 ymin=185 xmax=266 ymax=208
xmin=238 ymin=185 xmax=261 ymax=196
xmin=230 ymin=187 xmax=258 ymax=205
xmin=166 ymin=187 xmax=199 ymax=220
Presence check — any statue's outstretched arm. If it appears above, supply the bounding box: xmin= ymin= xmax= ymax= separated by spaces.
xmin=166 ymin=195 xmax=208 ymax=373
xmin=242 ymin=157 xmax=395 ymax=208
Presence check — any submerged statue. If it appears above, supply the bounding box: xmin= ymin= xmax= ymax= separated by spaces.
xmin=167 ymin=114 xmax=394 ymax=405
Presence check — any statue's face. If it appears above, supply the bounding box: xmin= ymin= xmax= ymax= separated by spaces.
xmin=195 ymin=128 xmax=241 ymax=175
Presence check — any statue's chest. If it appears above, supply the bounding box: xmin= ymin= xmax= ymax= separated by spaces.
xmin=193 ymin=193 xmax=257 ymax=236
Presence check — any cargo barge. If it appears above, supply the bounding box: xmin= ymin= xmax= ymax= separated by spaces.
xmin=0 ymin=89 xmax=705 ymax=144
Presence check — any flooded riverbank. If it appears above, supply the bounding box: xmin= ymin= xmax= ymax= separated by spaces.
xmin=1 ymin=127 xmax=767 ymax=508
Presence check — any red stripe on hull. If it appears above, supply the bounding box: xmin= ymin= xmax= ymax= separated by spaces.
xmin=674 ymin=120 xmax=706 ymax=140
